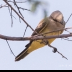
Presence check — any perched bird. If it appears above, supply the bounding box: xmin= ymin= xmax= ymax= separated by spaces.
xmin=15 ymin=10 xmax=65 ymax=61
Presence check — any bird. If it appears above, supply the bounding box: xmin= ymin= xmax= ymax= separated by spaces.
xmin=15 ymin=10 xmax=65 ymax=61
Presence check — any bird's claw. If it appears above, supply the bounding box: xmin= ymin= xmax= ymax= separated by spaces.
xmin=53 ymin=48 xmax=57 ymax=53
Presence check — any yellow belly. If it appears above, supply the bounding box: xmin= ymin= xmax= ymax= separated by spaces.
xmin=27 ymin=26 xmax=62 ymax=53
xmin=28 ymin=38 xmax=55 ymax=53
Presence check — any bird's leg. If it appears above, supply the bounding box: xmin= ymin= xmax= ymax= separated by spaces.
xmin=46 ymin=40 xmax=68 ymax=60
xmin=44 ymin=40 xmax=57 ymax=53
xmin=40 ymin=39 xmax=48 ymax=45
xmin=39 ymin=37 xmax=68 ymax=60
xmin=39 ymin=33 xmax=57 ymax=53
xmin=40 ymin=38 xmax=57 ymax=53
xmin=47 ymin=42 xmax=57 ymax=53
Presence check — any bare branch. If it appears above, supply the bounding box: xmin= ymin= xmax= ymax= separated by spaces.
xmin=19 ymin=7 xmax=30 ymax=11
xmin=0 ymin=33 xmax=72 ymax=41
xmin=48 ymin=44 xmax=68 ymax=60
xmin=40 ymin=39 xmax=68 ymax=60
xmin=6 ymin=40 xmax=15 ymax=57
xmin=23 ymin=25 xmax=28 ymax=37
xmin=3 ymin=0 xmax=35 ymax=32
xmin=11 ymin=8 xmax=13 ymax=27
xmin=13 ymin=0 xmax=24 ymax=18
xmin=66 ymin=13 xmax=72 ymax=24
xmin=0 ymin=4 xmax=8 ymax=8
xmin=8 ymin=6 xmax=16 ymax=20
xmin=63 ymin=38 xmax=72 ymax=41
xmin=8 ymin=0 xmax=28 ymax=3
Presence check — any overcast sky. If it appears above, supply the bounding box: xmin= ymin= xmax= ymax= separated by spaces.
xmin=0 ymin=0 xmax=72 ymax=70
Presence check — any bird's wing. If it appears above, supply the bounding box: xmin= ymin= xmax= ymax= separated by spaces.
xmin=25 ymin=18 xmax=49 ymax=48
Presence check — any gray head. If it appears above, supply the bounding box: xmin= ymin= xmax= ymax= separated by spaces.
xmin=50 ymin=10 xmax=65 ymax=25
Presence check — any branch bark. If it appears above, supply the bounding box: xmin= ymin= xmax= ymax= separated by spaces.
xmin=0 ymin=33 xmax=72 ymax=41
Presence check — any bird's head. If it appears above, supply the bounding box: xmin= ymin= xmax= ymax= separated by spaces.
xmin=50 ymin=10 xmax=65 ymax=25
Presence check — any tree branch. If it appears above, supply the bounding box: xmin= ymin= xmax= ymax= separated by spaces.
xmin=3 ymin=0 xmax=35 ymax=31
xmin=48 ymin=44 xmax=68 ymax=60
xmin=0 ymin=33 xmax=72 ymax=41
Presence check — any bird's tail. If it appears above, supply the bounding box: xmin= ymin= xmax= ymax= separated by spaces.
xmin=15 ymin=48 xmax=29 ymax=61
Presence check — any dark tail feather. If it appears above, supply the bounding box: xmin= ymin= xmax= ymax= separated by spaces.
xmin=15 ymin=48 xmax=29 ymax=61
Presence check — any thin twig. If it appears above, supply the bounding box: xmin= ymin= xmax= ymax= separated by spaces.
xmin=48 ymin=43 xmax=68 ymax=60
xmin=13 ymin=0 xmax=22 ymax=23
xmin=65 ymin=13 xmax=72 ymax=24
xmin=19 ymin=7 xmax=30 ymax=11
xmin=3 ymin=0 xmax=35 ymax=32
xmin=13 ymin=0 xmax=24 ymax=18
xmin=8 ymin=0 xmax=28 ymax=3
xmin=11 ymin=8 xmax=13 ymax=27
xmin=6 ymin=40 xmax=15 ymax=57
xmin=8 ymin=6 xmax=16 ymax=25
xmin=23 ymin=25 xmax=28 ymax=37
xmin=65 ymin=29 xmax=72 ymax=34
xmin=0 ymin=4 xmax=8 ymax=8
xmin=63 ymin=38 xmax=72 ymax=41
